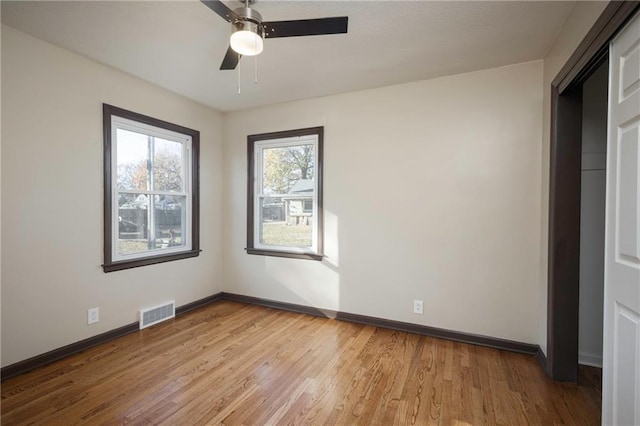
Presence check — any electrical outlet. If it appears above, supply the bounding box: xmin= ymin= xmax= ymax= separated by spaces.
xmin=88 ymin=307 xmax=99 ymax=325
xmin=413 ymin=300 xmax=423 ymax=315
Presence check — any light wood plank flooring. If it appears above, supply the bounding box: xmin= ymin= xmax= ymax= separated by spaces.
xmin=1 ymin=301 xmax=601 ymax=425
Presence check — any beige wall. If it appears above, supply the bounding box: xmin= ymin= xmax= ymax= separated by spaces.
xmin=1 ymin=25 xmax=224 ymax=366
xmin=223 ymin=60 xmax=544 ymax=344
xmin=538 ymin=1 xmax=608 ymax=355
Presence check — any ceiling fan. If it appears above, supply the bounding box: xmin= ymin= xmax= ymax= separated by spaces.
xmin=201 ymin=0 xmax=349 ymax=70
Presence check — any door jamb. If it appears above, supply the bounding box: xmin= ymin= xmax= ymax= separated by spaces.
xmin=546 ymin=1 xmax=640 ymax=382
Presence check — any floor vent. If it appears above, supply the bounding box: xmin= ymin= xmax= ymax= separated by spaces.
xmin=139 ymin=300 xmax=175 ymax=329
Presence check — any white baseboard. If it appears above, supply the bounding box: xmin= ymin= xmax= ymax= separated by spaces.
xmin=579 ymin=351 xmax=602 ymax=368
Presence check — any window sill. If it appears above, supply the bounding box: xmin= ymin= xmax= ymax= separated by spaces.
xmin=103 ymin=249 xmax=201 ymax=272
xmin=245 ymin=248 xmax=323 ymax=261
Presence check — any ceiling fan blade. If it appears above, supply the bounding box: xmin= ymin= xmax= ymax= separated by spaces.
xmin=201 ymin=0 xmax=239 ymax=23
xmin=263 ymin=17 xmax=348 ymax=39
xmin=220 ymin=46 xmax=241 ymax=70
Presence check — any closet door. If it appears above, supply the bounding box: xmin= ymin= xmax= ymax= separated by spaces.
xmin=603 ymin=10 xmax=640 ymax=426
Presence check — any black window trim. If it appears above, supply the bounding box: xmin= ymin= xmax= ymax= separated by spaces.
xmin=102 ymin=104 xmax=200 ymax=272
xmin=246 ymin=126 xmax=324 ymax=261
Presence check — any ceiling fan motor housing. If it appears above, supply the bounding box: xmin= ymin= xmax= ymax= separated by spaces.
xmin=233 ymin=7 xmax=263 ymax=27
xmin=230 ymin=7 xmax=264 ymax=56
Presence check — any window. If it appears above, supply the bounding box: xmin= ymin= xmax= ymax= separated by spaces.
xmin=103 ymin=104 xmax=200 ymax=272
xmin=247 ymin=127 xmax=324 ymax=260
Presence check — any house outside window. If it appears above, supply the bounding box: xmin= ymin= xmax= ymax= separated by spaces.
xmin=103 ymin=104 xmax=200 ymax=272
xmin=247 ymin=127 xmax=324 ymax=260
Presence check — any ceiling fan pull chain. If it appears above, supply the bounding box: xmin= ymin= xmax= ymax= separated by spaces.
xmin=237 ymin=53 xmax=241 ymax=94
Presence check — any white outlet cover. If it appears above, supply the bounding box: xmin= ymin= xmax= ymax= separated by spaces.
xmin=413 ymin=300 xmax=423 ymax=315
xmin=88 ymin=307 xmax=99 ymax=324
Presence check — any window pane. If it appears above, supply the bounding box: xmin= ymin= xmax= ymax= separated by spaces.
xmin=117 ymin=193 xmax=187 ymax=255
xmin=117 ymin=193 xmax=149 ymax=256
xmin=259 ymin=196 xmax=313 ymax=248
xmin=153 ymin=138 xmax=184 ymax=192
xmin=153 ymin=195 xmax=186 ymax=248
xmin=262 ymin=144 xmax=315 ymax=194
xmin=117 ymin=128 xmax=149 ymax=191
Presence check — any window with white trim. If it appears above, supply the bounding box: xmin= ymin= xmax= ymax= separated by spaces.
xmin=103 ymin=104 xmax=200 ymax=272
xmin=247 ymin=127 xmax=324 ymax=260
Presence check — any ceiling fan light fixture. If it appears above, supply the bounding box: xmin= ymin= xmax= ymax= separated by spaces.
xmin=230 ymin=20 xmax=264 ymax=56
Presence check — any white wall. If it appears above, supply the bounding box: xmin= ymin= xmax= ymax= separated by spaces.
xmin=223 ymin=61 xmax=543 ymax=344
xmin=538 ymin=1 xmax=608 ymax=355
xmin=579 ymin=61 xmax=607 ymax=367
xmin=1 ymin=25 xmax=224 ymax=366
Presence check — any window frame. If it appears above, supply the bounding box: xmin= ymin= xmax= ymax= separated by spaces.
xmin=247 ymin=127 xmax=324 ymax=261
xmin=103 ymin=104 xmax=200 ymax=272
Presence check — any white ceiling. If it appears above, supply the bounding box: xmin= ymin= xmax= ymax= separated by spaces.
xmin=1 ymin=1 xmax=575 ymax=112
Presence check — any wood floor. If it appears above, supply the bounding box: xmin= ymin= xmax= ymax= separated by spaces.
xmin=1 ymin=301 xmax=601 ymax=425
